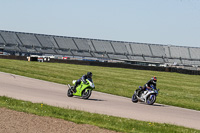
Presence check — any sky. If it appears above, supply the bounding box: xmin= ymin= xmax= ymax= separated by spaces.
xmin=0 ymin=0 xmax=200 ymax=47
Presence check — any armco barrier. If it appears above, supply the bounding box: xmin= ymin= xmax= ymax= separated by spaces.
xmin=49 ymin=58 xmax=165 ymax=71
xmin=49 ymin=59 xmax=200 ymax=75
xmin=0 ymin=55 xmax=27 ymax=60
xmin=0 ymin=55 xmax=200 ymax=75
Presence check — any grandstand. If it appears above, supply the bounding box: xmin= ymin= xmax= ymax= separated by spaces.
xmin=0 ymin=30 xmax=200 ymax=67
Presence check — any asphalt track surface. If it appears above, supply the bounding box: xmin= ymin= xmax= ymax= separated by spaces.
xmin=0 ymin=72 xmax=200 ymax=130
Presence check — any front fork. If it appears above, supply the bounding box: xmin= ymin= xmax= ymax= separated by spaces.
xmin=68 ymin=84 xmax=74 ymax=90
xmin=67 ymin=84 xmax=71 ymax=89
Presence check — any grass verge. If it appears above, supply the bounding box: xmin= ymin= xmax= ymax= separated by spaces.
xmin=0 ymin=96 xmax=199 ymax=133
xmin=0 ymin=59 xmax=200 ymax=111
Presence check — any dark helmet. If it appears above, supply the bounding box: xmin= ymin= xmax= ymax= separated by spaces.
xmin=151 ymin=76 xmax=157 ymax=84
xmin=87 ymin=72 xmax=92 ymax=78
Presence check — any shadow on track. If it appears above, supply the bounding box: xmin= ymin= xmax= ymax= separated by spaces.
xmin=152 ymin=104 xmax=165 ymax=107
xmin=138 ymin=102 xmax=165 ymax=107
xmin=73 ymin=96 xmax=105 ymax=101
xmin=85 ymin=98 xmax=105 ymax=101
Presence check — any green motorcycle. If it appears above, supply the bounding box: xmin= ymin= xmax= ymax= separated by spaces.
xmin=67 ymin=79 xmax=95 ymax=99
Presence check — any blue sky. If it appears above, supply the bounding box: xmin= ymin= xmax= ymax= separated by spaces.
xmin=0 ymin=0 xmax=200 ymax=47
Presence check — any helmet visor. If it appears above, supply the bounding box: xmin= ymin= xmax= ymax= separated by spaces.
xmin=88 ymin=74 xmax=92 ymax=78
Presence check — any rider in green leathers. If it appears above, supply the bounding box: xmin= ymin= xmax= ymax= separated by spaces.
xmin=73 ymin=72 xmax=93 ymax=93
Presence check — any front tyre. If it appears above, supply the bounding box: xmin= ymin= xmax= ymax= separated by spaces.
xmin=132 ymin=94 xmax=138 ymax=103
xmin=67 ymin=88 xmax=73 ymax=97
xmin=82 ymin=89 xmax=92 ymax=99
xmin=146 ymin=94 xmax=156 ymax=105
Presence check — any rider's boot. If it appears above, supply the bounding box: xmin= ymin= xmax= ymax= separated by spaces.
xmin=137 ymin=87 xmax=143 ymax=96
xmin=136 ymin=89 xmax=141 ymax=96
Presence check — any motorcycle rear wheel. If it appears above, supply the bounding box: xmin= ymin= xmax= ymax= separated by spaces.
xmin=132 ymin=94 xmax=138 ymax=103
xmin=146 ymin=94 xmax=156 ymax=105
xmin=82 ymin=89 xmax=92 ymax=99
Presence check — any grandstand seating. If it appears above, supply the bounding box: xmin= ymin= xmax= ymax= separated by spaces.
xmin=193 ymin=61 xmax=200 ymax=65
xmin=108 ymin=54 xmax=128 ymax=60
xmin=36 ymin=35 xmax=59 ymax=48
xmin=92 ymin=40 xmax=115 ymax=53
xmin=18 ymin=46 xmax=28 ymax=53
xmin=71 ymin=51 xmax=92 ymax=57
xmin=0 ymin=31 xmax=21 ymax=45
xmin=182 ymin=60 xmax=200 ymax=65
xmin=189 ymin=47 xmax=200 ymax=59
xmin=0 ymin=43 xmax=4 ymax=47
xmin=0 ymin=30 xmax=200 ymax=66
xmin=144 ymin=57 xmax=164 ymax=63
xmin=181 ymin=60 xmax=194 ymax=65
xmin=26 ymin=48 xmax=37 ymax=53
xmin=4 ymin=46 xmax=21 ymax=52
xmin=35 ymin=48 xmax=55 ymax=54
xmin=87 ymin=40 xmax=96 ymax=52
xmin=168 ymin=59 xmax=182 ymax=64
xmin=111 ymin=42 xmax=129 ymax=54
xmin=91 ymin=52 xmax=109 ymax=58
xmin=54 ymin=37 xmax=78 ymax=50
xmin=149 ymin=44 xmax=166 ymax=57
xmin=73 ymin=38 xmax=91 ymax=51
xmin=55 ymin=49 xmax=72 ymax=55
xmin=163 ymin=45 xmax=171 ymax=58
xmin=129 ymin=56 xmax=144 ymax=61
xmin=17 ymin=33 xmax=42 ymax=47
xmin=0 ymin=35 xmax=5 ymax=44
xmin=169 ymin=46 xmax=190 ymax=59
xmin=130 ymin=43 xmax=152 ymax=56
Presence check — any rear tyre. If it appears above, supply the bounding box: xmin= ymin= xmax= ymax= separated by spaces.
xmin=146 ymin=94 xmax=156 ymax=105
xmin=67 ymin=88 xmax=73 ymax=97
xmin=132 ymin=94 xmax=138 ymax=103
xmin=82 ymin=89 xmax=92 ymax=99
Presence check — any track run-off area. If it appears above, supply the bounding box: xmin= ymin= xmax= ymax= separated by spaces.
xmin=0 ymin=72 xmax=200 ymax=130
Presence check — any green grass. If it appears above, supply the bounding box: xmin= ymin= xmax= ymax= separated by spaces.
xmin=0 ymin=96 xmax=199 ymax=133
xmin=0 ymin=58 xmax=200 ymax=111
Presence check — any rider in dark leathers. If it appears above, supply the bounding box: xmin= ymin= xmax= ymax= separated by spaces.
xmin=137 ymin=76 xmax=157 ymax=96
xmin=73 ymin=72 xmax=93 ymax=93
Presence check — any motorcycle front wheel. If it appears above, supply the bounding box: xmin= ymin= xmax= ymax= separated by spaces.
xmin=146 ymin=94 xmax=156 ymax=105
xmin=82 ymin=89 xmax=92 ymax=99
xmin=67 ymin=88 xmax=73 ymax=97
xmin=132 ymin=94 xmax=138 ymax=103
